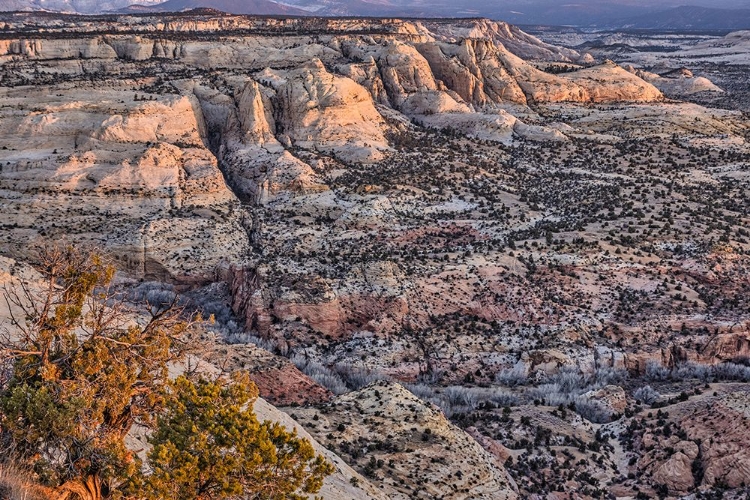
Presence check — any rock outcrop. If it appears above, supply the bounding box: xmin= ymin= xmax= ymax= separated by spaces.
xmin=566 ymin=61 xmax=663 ymax=103
xmin=651 ymin=451 xmax=696 ymax=493
xmin=253 ymin=397 xmax=389 ymax=500
xmin=289 ymin=381 xmax=518 ymax=499
xmin=0 ymin=14 xmax=665 ymax=161
xmin=200 ymin=341 xmax=333 ymax=406
xmin=0 ymin=85 xmax=249 ymax=283
xmin=416 ymin=39 xmax=528 ymax=106
xmin=638 ymin=388 xmax=750 ymax=494
xmin=423 ymin=18 xmax=585 ymax=62
xmin=633 ymin=67 xmax=724 ymax=96
xmin=272 ymin=59 xmax=390 ymax=162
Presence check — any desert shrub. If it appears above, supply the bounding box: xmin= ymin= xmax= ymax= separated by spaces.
xmin=487 ymin=388 xmax=520 ymax=407
xmin=126 ymin=281 xmax=178 ymax=308
xmin=182 ymin=283 xmax=236 ymax=325
xmin=290 ymin=354 xmax=388 ymax=394
xmin=529 ymin=383 xmax=568 ymax=406
xmin=226 ymin=330 xmax=253 ymax=344
xmin=227 ymin=332 xmax=288 ymax=356
xmin=290 ymin=355 xmax=348 ymax=395
xmin=418 ymin=387 xmax=471 ymax=417
xmin=592 ymin=366 xmax=628 ymax=386
xmin=525 ymin=366 xmax=628 ymax=423
xmin=311 ymin=373 xmax=349 ymax=395
xmin=431 ymin=386 xmax=520 ymax=417
xmin=544 ymin=366 xmax=627 ymax=393
xmin=144 ymin=288 xmax=178 ymax=308
xmin=444 ymin=386 xmax=471 ymax=406
xmin=712 ymin=362 xmax=750 ymax=382
xmin=403 ymin=383 xmax=456 ymax=416
xmin=645 ymin=360 xmax=670 ymax=381
xmin=674 ymin=362 xmax=711 ymax=382
xmin=495 ymin=364 xmax=529 ymax=387
xmin=218 ymin=319 xmax=241 ymax=335
xmin=574 ymin=400 xmax=611 ymax=424
xmin=633 ymin=385 xmax=661 ymax=405
xmin=417 ymin=368 xmax=445 ymax=384
xmin=334 ymin=362 xmax=388 ymax=390
xmin=551 ymin=367 xmax=586 ymax=393
xmin=445 ymin=386 xmax=503 ymax=410
xmin=529 ymin=384 xmax=613 ymax=423
xmin=432 ymin=395 xmax=459 ymax=418
xmin=404 ymin=383 xmax=435 ymax=401
xmin=653 ymin=361 xmax=750 ymax=384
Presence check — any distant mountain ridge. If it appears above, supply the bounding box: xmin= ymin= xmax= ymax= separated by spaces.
xmin=1 ymin=0 xmax=748 ymax=29
xmin=617 ymin=5 xmax=750 ymax=30
xmin=0 ymin=0 xmax=163 ymax=13
xmin=140 ymin=0 xmax=306 ymax=16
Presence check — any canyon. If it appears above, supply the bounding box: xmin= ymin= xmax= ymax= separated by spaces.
xmin=1 ymin=10 xmax=749 ymax=499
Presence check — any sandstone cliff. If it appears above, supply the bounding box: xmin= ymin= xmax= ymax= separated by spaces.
xmin=272 ymin=59 xmax=390 ymax=162
xmin=423 ymin=18 xmax=586 ymax=62
xmin=0 ymin=84 xmax=249 ymax=283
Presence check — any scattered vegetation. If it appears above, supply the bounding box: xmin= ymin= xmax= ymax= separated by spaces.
xmin=0 ymin=246 xmax=333 ymax=500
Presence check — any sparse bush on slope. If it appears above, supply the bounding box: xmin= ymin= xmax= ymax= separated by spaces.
xmin=146 ymin=373 xmax=334 ymax=500
xmin=633 ymin=385 xmax=661 ymax=404
xmin=0 ymin=245 xmax=333 ymax=500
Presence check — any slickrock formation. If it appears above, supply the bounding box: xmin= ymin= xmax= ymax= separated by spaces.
xmin=490 ymin=48 xmax=589 ymax=103
xmin=269 ymin=59 xmax=390 ymax=162
xmin=0 ymin=84 xmax=249 ymax=283
xmin=566 ymin=60 xmax=663 ymax=103
xmin=253 ymin=397 xmax=389 ymax=500
xmin=636 ymin=387 xmax=750 ymax=495
xmin=416 ymin=39 xmax=528 ymax=107
xmin=0 ymin=12 xmax=669 ymax=160
xmin=633 ymin=67 xmax=724 ymax=96
xmin=422 ymin=18 xmax=586 ymax=62
xmin=289 ymin=381 xmax=518 ymax=499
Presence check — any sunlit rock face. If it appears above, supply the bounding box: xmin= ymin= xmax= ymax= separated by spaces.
xmin=0 ymin=13 xmax=665 ymax=284
xmin=0 ymin=86 xmax=249 ymax=284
